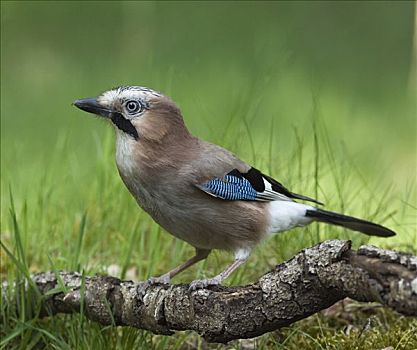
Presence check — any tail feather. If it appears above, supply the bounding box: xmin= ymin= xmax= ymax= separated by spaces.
xmin=305 ymin=208 xmax=396 ymax=237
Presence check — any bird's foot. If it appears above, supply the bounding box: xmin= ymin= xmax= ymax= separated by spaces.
xmin=189 ymin=276 xmax=222 ymax=291
xmin=147 ymin=273 xmax=171 ymax=286
xmin=136 ymin=274 xmax=171 ymax=302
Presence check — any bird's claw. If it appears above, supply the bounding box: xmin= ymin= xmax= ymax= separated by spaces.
xmin=147 ymin=274 xmax=171 ymax=286
xmin=136 ymin=274 xmax=171 ymax=302
xmin=189 ymin=277 xmax=222 ymax=291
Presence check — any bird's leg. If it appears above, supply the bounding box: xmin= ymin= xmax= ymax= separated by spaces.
xmin=136 ymin=248 xmax=210 ymax=301
xmin=189 ymin=248 xmax=251 ymax=290
xmin=147 ymin=248 xmax=211 ymax=285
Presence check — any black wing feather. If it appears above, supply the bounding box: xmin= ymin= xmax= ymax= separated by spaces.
xmin=262 ymin=173 xmax=323 ymax=205
xmin=236 ymin=167 xmax=323 ymax=205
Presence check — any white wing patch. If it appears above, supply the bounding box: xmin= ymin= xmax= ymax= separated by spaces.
xmin=256 ymin=178 xmax=293 ymax=202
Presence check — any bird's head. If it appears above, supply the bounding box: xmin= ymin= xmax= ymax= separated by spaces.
xmin=73 ymin=86 xmax=186 ymax=142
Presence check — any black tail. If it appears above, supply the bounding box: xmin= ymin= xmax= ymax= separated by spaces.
xmin=305 ymin=208 xmax=396 ymax=237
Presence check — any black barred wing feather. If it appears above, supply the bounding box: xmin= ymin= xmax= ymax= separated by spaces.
xmin=196 ymin=173 xmax=259 ymax=201
xmin=197 ymin=167 xmax=323 ymax=204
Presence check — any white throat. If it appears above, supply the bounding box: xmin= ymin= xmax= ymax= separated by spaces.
xmin=115 ymin=129 xmax=138 ymax=177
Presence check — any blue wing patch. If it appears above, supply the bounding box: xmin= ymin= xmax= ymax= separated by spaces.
xmin=196 ymin=167 xmax=323 ymax=204
xmin=197 ymin=175 xmax=258 ymax=200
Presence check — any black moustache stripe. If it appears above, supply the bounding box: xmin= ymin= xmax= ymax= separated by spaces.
xmin=110 ymin=113 xmax=139 ymax=140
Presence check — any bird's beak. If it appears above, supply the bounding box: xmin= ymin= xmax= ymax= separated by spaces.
xmin=73 ymin=97 xmax=112 ymax=118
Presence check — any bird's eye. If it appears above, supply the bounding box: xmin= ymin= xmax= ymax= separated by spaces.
xmin=125 ymin=100 xmax=142 ymax=114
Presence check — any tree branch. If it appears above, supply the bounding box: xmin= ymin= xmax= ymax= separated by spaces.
xmin=6 ymin=240 xmax=417 ymax=343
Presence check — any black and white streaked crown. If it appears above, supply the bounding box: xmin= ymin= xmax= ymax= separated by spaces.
xmin=113 ymin=86 xmax=162 ymax=97
xmin=98 ymin=85 xmax=163 ymax=106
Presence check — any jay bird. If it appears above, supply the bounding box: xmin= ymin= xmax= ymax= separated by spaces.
xmin=74 ymin=86 xmax=395 ymax=289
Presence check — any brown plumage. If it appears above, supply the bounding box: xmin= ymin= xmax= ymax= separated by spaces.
xmin=74 ymin=86 xmax=396 ymax=289
xmin=119 ymin=96 xmax=268 ymax=252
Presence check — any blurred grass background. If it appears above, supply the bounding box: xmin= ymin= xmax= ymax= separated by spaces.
xmin=1 ymin=1 xmax=416 ymax=349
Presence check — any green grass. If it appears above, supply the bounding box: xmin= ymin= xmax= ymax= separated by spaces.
xmin=1 ymin=1 xmax=416 ymax=349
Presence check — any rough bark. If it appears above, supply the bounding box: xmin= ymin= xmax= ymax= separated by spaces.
xmin=6 ymin=240 xmax=417 ymax=343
